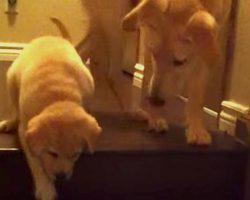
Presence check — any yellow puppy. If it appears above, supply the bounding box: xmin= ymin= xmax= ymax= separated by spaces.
xmin=0 ymin=36 xmax=101 ymax=200
xmin=123 ymin=0 xmax=230 ymax=145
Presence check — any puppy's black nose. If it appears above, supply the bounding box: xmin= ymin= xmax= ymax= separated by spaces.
xmin=56 ymin=172 xmax=66 ymax=182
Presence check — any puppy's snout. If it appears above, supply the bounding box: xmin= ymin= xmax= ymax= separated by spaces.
xmin=56 ymin=172 xmax=67 ymax=182
xmin=148 ymin=86 xmax=165 ymax=106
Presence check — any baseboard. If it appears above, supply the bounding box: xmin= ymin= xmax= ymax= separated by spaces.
xmin=178 ymin=95 xmax=219 ymax=119
xmin=219 ymin=100 xmax=250 ymax=135
xmin=178 ymin=97 xmax=250 ymax=136
xmin=219 ymin=110 xmax=237 ymax=135
xmin=0 ymin=42 xmax=26 ymax=61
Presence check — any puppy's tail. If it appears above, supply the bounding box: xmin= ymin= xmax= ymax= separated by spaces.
xmin=50 ymin=17 xmax=72 ymax=42
xmin=50 ymin=17 xmax=92 ymax=62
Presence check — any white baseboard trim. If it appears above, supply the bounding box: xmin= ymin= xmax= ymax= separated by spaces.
xmin=221 ymin=100 xmax=250 ymax=115
xmin=219 ymin=110 xmax=237 ymax=135
xmin=219 ymin=100 xmax=250 ymax=135
xmin=179 ymin=97 xmax=250 ymax=135
xmin=203 ymin=107 xmax=218 ymax=118
xmin=178 ymin=96 xmax=250 ymax=137
xmin=178 ymin=95 xmax=219 ymax=119
xmin=0 ymin=42 xmax=26 ymax=61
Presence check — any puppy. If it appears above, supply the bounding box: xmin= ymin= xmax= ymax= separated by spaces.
xmin=123 ymin=0 xmax=230 ymax=145
xmin=0 ymin=36 xmax=101 ymax=200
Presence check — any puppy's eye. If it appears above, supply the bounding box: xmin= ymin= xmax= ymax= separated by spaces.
xmin=48 ymin=151 xmax=59 ymax=159
xmin=173 ymin=57 xmax=187 ymax=67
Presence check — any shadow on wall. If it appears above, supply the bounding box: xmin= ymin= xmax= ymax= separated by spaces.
xmin=7 ymin=14 xmax=17 ymax=26
xmin=0 ymin=61 xmax=15 ymax=120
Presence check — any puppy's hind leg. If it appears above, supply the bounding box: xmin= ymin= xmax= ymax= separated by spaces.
xmin=0 ymin=68 xmax=19 ymax=133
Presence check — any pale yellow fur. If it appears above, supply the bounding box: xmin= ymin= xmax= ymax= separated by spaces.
xmin=0 ymin=36 xmax=101 ymax=200
xmin=123 ymin=0 xmax=230 ymax=144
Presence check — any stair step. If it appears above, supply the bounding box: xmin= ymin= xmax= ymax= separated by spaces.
xmin=0 ymin=111 xmax=248 ymax=200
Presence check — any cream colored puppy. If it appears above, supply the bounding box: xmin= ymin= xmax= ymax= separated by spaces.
xmin=123 ymin=0 xmax=230 ymax=145
xmin=0 ymin=36 xmax=101 ymax=200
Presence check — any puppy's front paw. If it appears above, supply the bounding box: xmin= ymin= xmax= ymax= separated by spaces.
xmin=148 ymin=118 xmax=169 ymax=133
xmin=0 ymin=119 xmax=17 ymax=133
xmin=131 ymin=108 xmax=169 ymax=133
xmin=186 ymin=127 xmax=212 ymax=145
xmin=130 ymin=108 xmax=150 ymax=122
xmin=35 ymin=183 xmax=57 ymax=200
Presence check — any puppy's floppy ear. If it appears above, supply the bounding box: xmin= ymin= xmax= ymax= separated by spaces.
xmin=122 ymin=0 xmax=169 ymax=31
xmin=185 ymin=11 xmax=220 ymax=64
xmin=25 ymin=115 xmax=46 ymax=157
xmin=82 ymin=114 xmax=102 ymax=154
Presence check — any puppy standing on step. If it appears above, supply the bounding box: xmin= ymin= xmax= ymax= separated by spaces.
xmin=0 ymin=36 xmax=101 ymax=200
xmin=123 ymin=0 xmax=230 ymax=145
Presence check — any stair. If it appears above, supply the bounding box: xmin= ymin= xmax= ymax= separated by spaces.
xmin=0 ymin=111 xmax=248 ymax=200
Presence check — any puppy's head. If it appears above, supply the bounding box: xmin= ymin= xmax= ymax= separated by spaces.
xmin=123 ymin=0 xmax=220 ymax=100
xmin=25 ymin=102 xmax=101 ymax=181
xmin=123 ymin=0 xmax=219 ymax=62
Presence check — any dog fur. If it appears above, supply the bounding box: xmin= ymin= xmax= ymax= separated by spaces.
xmin=0 ymin=36 xmax=101 ymax=200
xmin=73 ymin=0 xmax=133 ymax=79
xmin=123 ymin=0 xmax=230 ymax=144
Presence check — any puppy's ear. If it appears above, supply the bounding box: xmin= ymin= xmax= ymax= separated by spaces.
xmin=82 ymin=114 xmax=102 ymax=154
xmin=122 ymin=0 xmax=169 ymax=31
xmin=25 ymin=115 xmax=46 ymax=157
xmin=185 ymin=11 xmax=220 ymax=64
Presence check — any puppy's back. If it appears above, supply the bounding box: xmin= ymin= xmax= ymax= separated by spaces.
xmin=13 ymin=36 xmax=82 ymax=73
xmin=10 ymin=36 xmax=94 ymax=120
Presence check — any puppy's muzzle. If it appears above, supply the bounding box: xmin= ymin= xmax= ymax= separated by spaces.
xmin=55 ymin=172 xmax=68 ymax=192
xmin=56 ymin=172 xmax=67 ymax=182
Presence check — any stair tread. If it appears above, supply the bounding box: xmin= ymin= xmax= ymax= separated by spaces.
xmin=0 ymin=110 xmax=248 ymax=200
xmin=0 ymin=110 xmax=248 ymax=155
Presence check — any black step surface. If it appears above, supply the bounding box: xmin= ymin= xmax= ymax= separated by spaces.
xmin=0 ymin=111 xmax=249 ymax=200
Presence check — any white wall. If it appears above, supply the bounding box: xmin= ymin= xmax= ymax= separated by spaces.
xmin=226 ymin=0 xmax=250 ymax=107
xmin=219 ymin=0 xmax=250 ymax=135
xmin=0 ymin=0 xmax=89 ymax=44
xmin=0 ymin=0 xmax=137 ymax=72
xmin=0 ymin=61 xmax=15 ymax=120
